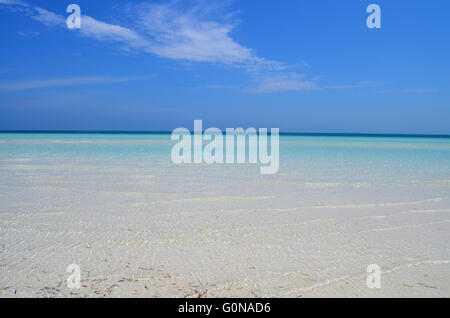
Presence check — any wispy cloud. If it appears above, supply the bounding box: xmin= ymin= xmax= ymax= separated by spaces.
xmin=0 ymin=0 xmax=283 ymax=71
xmin=0 ymin=0 xmax=27 ymax=5
xmin=376 ymin=87 xmax=441 ymax=94
xmin=32 ymin=7 xmax=65 ymax=26
xmin=186 ymin=76 xmax=385 ymax=93
xmin=243 ymin=75 xmax=383 ymax=93
xmin=186 ymin=84 xmax=239 ymax=90
xmin=245 ymin=73 xmax=318 ymax=93
xmin=80 ymin=15 xmax=150 ymax=49
xmin=17 ymin=30 xmax=40 ymax=36
xmin=0 ymin=76 xmax=147 ymax=91
xmin=402 ymin=88 xmax=440 ymax=94
xmin=0 ymin=0 xmax=149 ymax=51
xmin=130 ymin=1 xmax=284 ymax=70
xmin=0 ymin=0 xmax=395 ymax=94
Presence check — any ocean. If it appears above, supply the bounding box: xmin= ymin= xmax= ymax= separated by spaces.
xmin=0 ymin=133 xmax=449 ymax=297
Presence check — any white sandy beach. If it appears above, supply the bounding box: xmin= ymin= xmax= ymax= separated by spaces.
xmin=0 ymin=135 xmax=449 ymax=297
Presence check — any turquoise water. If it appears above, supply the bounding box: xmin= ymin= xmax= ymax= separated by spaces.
xmin=1 ymin=133 xmax=450 ymax=184
xmin=1 ymin=133 xmax=450 ymax=166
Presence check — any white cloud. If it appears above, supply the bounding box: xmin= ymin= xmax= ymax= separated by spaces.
xmin=0 ymin=1 xmax=150 ymax=51
xmin=133 ymin=2 xmax=266 ymax=67
xmin=0 ymin=0 xmax=27 ymax=5
xmin=0 ymin=0 xmax=284 ymax=71
xmin=186 ymin=84 xmax=238 ymax=90
xmin=80 ymin=16 xmax=150 ymax=49
xmin=17 ymin=30 xmax=40 ymax=36
xmin=402 ymin=88 xmax=440 ymax=94
xmin=32 ymin=7 xmax=65 ymax=26
xmin=244 ymin=75 xmax=387 ymax=93
xmin=0 ymin=76 xmax=146 ymax=90
xmin=245 ymin=74 xmax=318 ymax=93
xmin=0 ymin=1 xmax=393 ymax=94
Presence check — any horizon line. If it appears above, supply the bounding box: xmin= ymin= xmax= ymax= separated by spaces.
xmin=1 ymin=130 xmax=450 ymax=138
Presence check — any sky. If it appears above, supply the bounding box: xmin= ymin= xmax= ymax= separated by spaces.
xmin=0 ymin=0 xmax=449 ymax=133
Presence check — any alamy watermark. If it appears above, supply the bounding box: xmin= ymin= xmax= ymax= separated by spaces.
xmin=366 ymin=4 xmax=381 ymax=29
xmin=65 ymin=4 xmax=381 ymax=31
xmin=66 ymin=4 xmax=81 ymax=29
xmin=366 ymin=264 xmax=381 ymax=289
xmin=66 ymin=264 xmax=81 ymax=289
xmin=171 ymin=120 xmax=279 ymax=175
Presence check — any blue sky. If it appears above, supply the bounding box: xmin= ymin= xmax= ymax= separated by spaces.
xmin=0 ymin=0 xmax=449 ymax=133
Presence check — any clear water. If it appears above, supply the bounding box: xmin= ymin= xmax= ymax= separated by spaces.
xmin=1 ymin=133 xmax=450 ymax=297
xmin=1 ymin=133 xmax=450 ymax=180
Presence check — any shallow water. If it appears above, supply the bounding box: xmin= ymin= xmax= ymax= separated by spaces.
xmin=0 ymin=133 xmax=449 ymax=297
